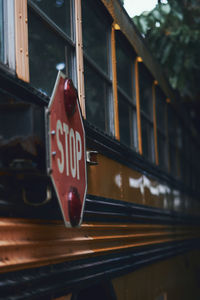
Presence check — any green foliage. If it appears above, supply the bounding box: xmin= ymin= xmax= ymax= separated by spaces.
xmin=133 ymin=0 xmax=200 ymax=100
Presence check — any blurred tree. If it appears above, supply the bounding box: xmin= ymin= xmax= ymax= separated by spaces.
xmin=133 ymin=0 xmax=200 ymax=103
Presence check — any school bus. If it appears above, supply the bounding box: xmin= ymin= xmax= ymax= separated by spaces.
xmin=0 ymin=0 xmax=200 ymax=299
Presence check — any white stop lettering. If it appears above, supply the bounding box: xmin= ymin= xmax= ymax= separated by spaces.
xmin=56 ymin=120 xmax=82 ymax=180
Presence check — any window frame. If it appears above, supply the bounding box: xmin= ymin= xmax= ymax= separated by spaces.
xmin=137 ymin=60 xmax=155 ymax=162
xmin=167 ymin=103 xmax=179 ymax=177
xmin=82 ymin=0 xmax=114 ymax=136
xmin=154 ymin=83 xmax=168 ymax=171
xmin=28 ymin=0 xmax=77 ymax=93
xmin=115 ymin=31 xmax=138 ymax=150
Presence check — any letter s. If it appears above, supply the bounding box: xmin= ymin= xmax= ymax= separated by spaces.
xmin=56 ymin=120 xmax=64 ymax=173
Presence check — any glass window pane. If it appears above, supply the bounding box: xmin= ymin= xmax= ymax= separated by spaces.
xmin=31 ymin=0 xmax=71 ymax=37
xmin=141 ymin=117 xmax=154 ymax=161
xmin=82 ymin=0 xmax=110 ymax=74
xmin=28 ymin=11 xmax=66 ymax=96
xmin=167 ymin=106 xmax=176 ymax=145
xmin=169 ymin=144 xmax=177 ymax=177
xmin=0 ymin=0 xmax=4 ymax=62
xmin=84 ymin=63 xmax=108 ymax=132
xmin=116 ymin=33 xmax=135 ymax=99
xmin=156 ymin=87 xmax=166 ymax=132
xmin=138 ymin=64 xmax=153 ymax=117
xmin=180 ymin=154 xmax=186 ymax=184
xmin=158 ymin=132 xmax=167 ymax=170
xmin=184 ymin=131 xmax=190 ymax=160
xmin=118 ymin=96 xmax=131 ymax=147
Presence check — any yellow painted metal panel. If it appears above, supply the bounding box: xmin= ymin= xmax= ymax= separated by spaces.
xmin=112 ymin=250 xmax=200 ymax=300
xmin=0 ymin=218 xmax=199 ymax=273
xmin=121 ymin=167 xmax=144 ymax=205
xmin=143 ymin=175 xmax=165 ymax=209
xmin=87 ymin=154 xmax=124 ymax=201
xmin=87 ymin=153 xmax=200 ymax=214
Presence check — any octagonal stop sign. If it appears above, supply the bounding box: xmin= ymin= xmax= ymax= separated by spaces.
xmin=46 ymin=71 xmax=87 ymax=227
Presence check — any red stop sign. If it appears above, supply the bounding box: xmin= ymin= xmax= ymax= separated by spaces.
xmin=46 ymin=71 xmax=87 ymax=227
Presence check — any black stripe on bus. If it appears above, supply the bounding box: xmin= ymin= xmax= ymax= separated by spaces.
xmin=0 ymin=192 xmax=199 ymax=226
xmin=84 ymin=194 xmax=200 ymax=225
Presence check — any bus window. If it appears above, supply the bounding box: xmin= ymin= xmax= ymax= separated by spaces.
xmin=176 ymin=118 xmax=185 ymax=179
xmin=28 ymin=0 xmax=75 ymax=96
xmin=138 ymin=63 xmax=154 ymax=162
xmin=82 ymin=0 xmax=114 ymax=135
xmin=155 ymin=85 xmax=168 ymax=170
xmin=167 ymin=105 xmax=178 ymax=177
xmin=0 ymin=0 xmax=3 ymax=63
xmin=30 ymin=0 xmax=72 ymax=38
xmin=190 ymin=138 xmax=198 ymax=192
xmin=182 ymin=130 xmax=191 ymax=186
xmin=116 ymin=32 xmax=137 ymax=149
xmin=178 ymin=122 xmax=186 ymax=183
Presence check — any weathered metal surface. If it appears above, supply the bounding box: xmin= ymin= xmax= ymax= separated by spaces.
xmin=112 ymin=249 xmax=200 ymax=300
xmin=0 ymin=217 xmax=199 ymax=273
xmin=87 ymin=153 xmax=200 ymax=214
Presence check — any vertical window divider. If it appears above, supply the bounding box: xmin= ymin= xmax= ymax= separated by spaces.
xmin=15 ymin=0 xmax=29 ymax=82
xmin=75 ymin=0 xmax=86 ymax=118
xmin=153 ymin=81 xmax=159 ymax=165
xmin=135 ymin=58 xmax=142 ymax=155
xmin=111 ymin=24 xmax=120 ymax=140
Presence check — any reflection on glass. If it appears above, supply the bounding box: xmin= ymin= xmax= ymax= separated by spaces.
xmin=116 ymin=33 xmax=135 ymax=99
xmin=139 ymin=64 xmax=153 ymax=116
xmin=0 ymin=0 xmax=3 ymax=62
xmin=32 ymin=0 xmax=71 ymax=37
xmin=84 ymin=63 xmax=107 ymax=132
xmin=82 ymin=0 xmax=109 ymax=74
xmin=118 ymin=96 xmax=131 ymax=147
xmin=28 ymin=11 xmax=66 ymax=96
